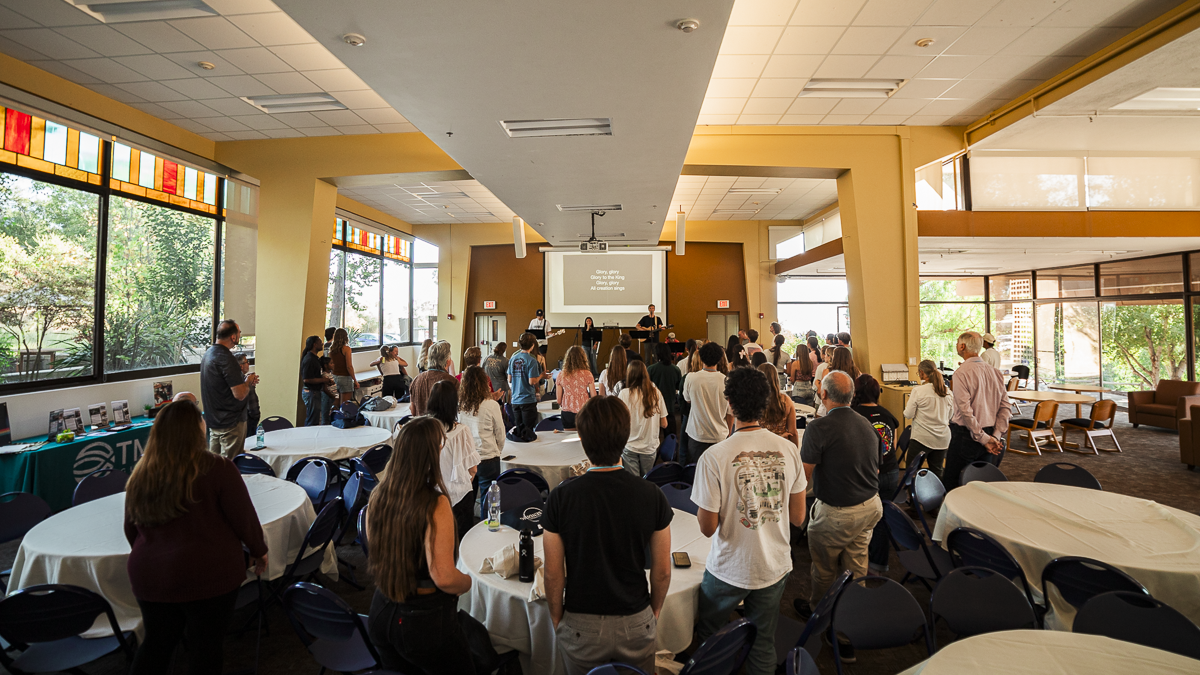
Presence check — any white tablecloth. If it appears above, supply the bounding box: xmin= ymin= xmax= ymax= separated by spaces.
xmin=244 ymin=425 xmax=392 ymax=476
xmin=6 ymin=474 xmax=338 ymax=637
xmin=500 ymin=431 xmax=588 ymax=489
xmin=537 ymin=400 xmax=559 ymax=420
xmin=362 ymin=403 xmax=411 ymax=431
xmin=932 ymin=482 xmax=1200 ymax=629
xmin=896 ymin=630 xmax=1198 ymax=675
xmin=458 ymin=509 xmax=712 ymax=675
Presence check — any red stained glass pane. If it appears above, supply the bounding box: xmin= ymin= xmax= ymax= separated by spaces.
xmin=5 ymin=108 xmax=31 ymax=155
xmin=162 ymin=160 xmax=178 ymax=194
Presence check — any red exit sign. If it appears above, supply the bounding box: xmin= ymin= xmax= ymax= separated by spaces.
xmin=483 ymin=301 xmax=496 ymax=310
xmin=717 ymin=300 xmax=730 ymax=309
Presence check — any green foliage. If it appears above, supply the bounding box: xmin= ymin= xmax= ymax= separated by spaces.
xmin=1101 ymin=303 xmax=1186 ymax=389
xmin=920 ymin=283 xmax=985 ymax=366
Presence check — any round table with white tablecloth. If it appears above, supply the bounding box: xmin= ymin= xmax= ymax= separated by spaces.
xmin=457 ymin=509 xmax=712 ymax=675
xmin=5 ymin=474 xmax=338 ymax=638
xmin=499 ymin=431 xmax=588 ymax=489
xmin=895 ymin=630 xmax=1198 ymax=675
xmin=932 ymin=482 xmax=1200 ymax=630
xmin=536 ymin=400 xmax=559 ymax=420
xmin=361 ymin=402 xmax=410 ymax=432
xmin=243 ymin=425 xmax=391 ymax=477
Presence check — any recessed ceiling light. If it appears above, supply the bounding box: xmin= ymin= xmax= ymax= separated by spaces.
xmin=799 ymin=79 xmax=904 ymax=99
xmin=198 ymin=61 xmax=215 ymax=70
xmin=915 ymin=38 xmax=935 ymax=48
xmin=62 ymin=0 xmax=218 ymax=23
xmin=1112 ymin=88 xmax=1200 ymax=111
xmin=500 ymin=118 xmax=612 ymax=138
xmin=343 ymin=33 xmax=366 ymax=47
xmin=241 ymin=93 xmax=347 ymax=114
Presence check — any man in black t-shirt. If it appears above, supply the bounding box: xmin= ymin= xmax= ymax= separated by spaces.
xmin=636 ymin=304 xmax=664 ymax=342
xmin=542 ymin=396 xmax=672 ymax=675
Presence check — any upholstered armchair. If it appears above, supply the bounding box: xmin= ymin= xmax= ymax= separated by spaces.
xmin=1127 ymin=379 xmax=1200 ymax=432
xmin=1181 ymin=404 xmax=1200 ymax=470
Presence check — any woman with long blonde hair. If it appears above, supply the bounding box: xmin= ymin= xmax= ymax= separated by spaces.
xmin=556 ymin=345 xmax=596 ymax=429
xmin=365 ymin=417 xmax=478 ymax=673
xmin=904 ymin=360 xmax=952 ymax=480
xmin=124 ymin=401 xmax=267 ymax=675
xmin=618 ymin=360 xmax=667 ymax=476
xmin=757 ymin=362 xmax=798 ymax=445
xmin=599 ymin=344 xmax=627 ymax=396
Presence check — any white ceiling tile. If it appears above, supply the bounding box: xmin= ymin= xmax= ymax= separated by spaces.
xmin=209 ymin=74 xmax=277 ymax=97
xmin=866 ymin=55 xmax=935 ymax=78
xmin=711 ymin=54 xmax=770 ymax=78
xmin=831 ymin=26 xmax=905 ymax=54
xmin=986 ymin=78 xmax=1042 ymax=99
xmin=696 ymin=114 xmax=741 ymax=125
xmin=873 ymin=97 xmax=929 ymax=115
xmin=977 ymin=0 xmax=1066 ymax=27
xmin=331 ymin=89 xmax=389 ymax=109
xmin=201 ymin=116 xmax=250 ymax=132
xmin=169 ymin=118 xmax=214 ymax=133
xmin=728 ymin=0 xmax=799 ymax=26
xmin=270 ymin=43 xmax=344 ymax=71
xmin=960 ymin=98 xmax=1008 ymax=115
xmin=162 ymin=77 xmax=229 ymax=99
xmin=750 ymin=78 xmax=807 ymax=98
xmin=998 ymin=26 xmax=1092 ymax=56
xmin=890 ymin=78 xmax=957 ymax=98
xmin=113 ymin=54 xmax=194 ymax=80
xmin=355 ymin=108 xmax=407 ymax=125
xmin=719 ymin=26 xmax=785 ymax=55
xmin=302 ymin=68 xmax=369 ymax=92
xmin=159 ymin=99 xmax=221 ymax=118
xmin=313 ymin=110 xmax=366 ymax=126
xmin=0 ymin=5 xmax=37 ymax=29
xmin=260 ymin=127 xmax=305 ymax=138
xmin=812 ymin=55 xmax=879 ymax=78
xmin=743 ymin=97 xmax=794 ymax=114
xmin=29 ymin=59 xmax=99 ymax=83
xmin=198 ymin=97 xmax=261 ymax=116
xmin=0 ymin=0 xmax=99 ymax=26
xmin=1039 ymin=0 xmax=1135 ymax=28
xmin=919 ymin=98 xmax=975 ymax=116
xmin=203 ymin=0 xmax=280 ymax=15
xmin=821 ymin=114 xmax=868 ymax=124
xmin=706 ymin=78 xmax=759 ymax=98
xmin=113 ymin=23 xmax=203 ymax=53
xmin=117 ymin=81 xmax=189 ymax=102
xmin=786 ymin=98 xmax=839 ymax=114
xmin=253 ymin=71 xmax=320 ymax=95
xmin=229 ymin=114 xmax=291 ymax=130
xmin=792 ymin=0 xmax=868 ymax=24
xmin=216 ymin=47 xmax=291 ymax=74
xmin=223 ymin=130 xmax=269 ymax=140
xmin=200 ymin=131 xmax=231 ymax=141
xmin=300 ymin=127 xmax=342 ymax=137
xmin=167 ymin=17 xmax=257 ymax=50
xmin=918 ymin=55 xmax=987 ymax=78
xmin=86 ymin=82 xmax=142 ymax=104
xmin=939 ymin=78 xmax=1012 ymax=99
xmin=774 ymin=26 xmax=845 ymax=54
xmin=862 ymin=114 xmax=913 ymax=124
xmin=854 ymin=0 xmax=936 ymax=26
xmin=1015 ymin=55 xmax=1079 ymax=80
xmin=335 ymin=124 xmax=378 ymax=136
xmin=161 ymin=51 xmax=244 ymax=77
xmin=0 ymin=35 xmax=49 ymax=61
xmin=700 ymin=98 xmax=748 ymax=115
xmin=906 ymin=114 xmax=953 ymax=124
xmin=830 ymin=98 xmax=884 ymax=114
xmin=761 ymin=54 xmax=823 ymax=78
xmin=53 ymin=25 xmax=151 ymax=57
xmin=271 ymin=111 xmax=326 ymax=128
xmin=62 ymin=57 xmax=147 ymax=83
xmin=1 ymin=28 xmax=98 ymax=60
xmin=942 ymin=25 xmax=1026 ymax=55
xmin=227 ymin=12 xmax=316 ymax=46
xmin=889 ymin=26 xmax=968 ymax=55
xmin=127 ymin=101 xmax=180 ymax=119
xmin=918 ymin=0 xmax=1003 ymax=25
xmin=965 ymin=54 xmax=1042 ymax=79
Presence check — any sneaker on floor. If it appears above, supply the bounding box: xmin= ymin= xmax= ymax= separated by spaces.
xmin=824 ymin=633 xmax=857 ymax=663
xmin=792 ymin=599 xmax=813 ymax=620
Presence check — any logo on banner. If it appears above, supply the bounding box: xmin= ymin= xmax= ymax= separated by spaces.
xmin=74 ymin=442 xmax=115 ymax=481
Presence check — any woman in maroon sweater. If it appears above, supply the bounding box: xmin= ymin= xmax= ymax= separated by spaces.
xmin=123 ymin=400 xmax=268 ymax=675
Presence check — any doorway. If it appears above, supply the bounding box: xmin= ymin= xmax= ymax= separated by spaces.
xmin=475 ymin=314 xmax=507 ymax=353
xmin=707 ymin=312 xmax=740 ymax=345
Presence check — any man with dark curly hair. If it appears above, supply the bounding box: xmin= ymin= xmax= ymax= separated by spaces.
xmin=691 ymin=367 xmax=807 ymax=675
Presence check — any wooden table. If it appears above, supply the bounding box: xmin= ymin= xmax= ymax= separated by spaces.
xmin=1047 ymin=383 xmax=1113 ymax=417
xmin=1009 ymin=391 xmax=1096 ymax=450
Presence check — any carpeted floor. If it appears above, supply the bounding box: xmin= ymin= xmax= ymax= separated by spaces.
xmin=1 ymin=410 xmax=1196 ymax=675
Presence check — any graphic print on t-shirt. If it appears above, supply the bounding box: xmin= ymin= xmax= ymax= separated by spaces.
xmin=732 ymin=450 xmax=788 ymax=529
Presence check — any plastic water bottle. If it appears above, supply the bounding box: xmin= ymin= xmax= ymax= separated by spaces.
xmin=486 ymin=482 xmax=502 ymax=532
xmin=255 ymin=423 xmax=265 ymax=449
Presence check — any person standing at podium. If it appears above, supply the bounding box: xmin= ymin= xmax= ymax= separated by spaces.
xmin=636 ymin=304 xmax=664 ymax=341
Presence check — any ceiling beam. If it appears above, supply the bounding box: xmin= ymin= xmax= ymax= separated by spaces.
xmin=918 ymin=209 xmax=1200 ymax=238
xmin=964 ymin=0 xmax=1200 ymax=148
xmin=774 ymin=237 xmax=843 ymax=275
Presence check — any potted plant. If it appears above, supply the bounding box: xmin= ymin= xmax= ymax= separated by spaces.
xmin=144 ymin=403 xmax=160 ymax=419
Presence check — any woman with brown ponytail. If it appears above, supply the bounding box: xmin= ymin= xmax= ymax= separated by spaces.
xmin=365 ymin=417 xmax=478 ymax=674
xmin=904 ymin=360 xmax=953 ymax=479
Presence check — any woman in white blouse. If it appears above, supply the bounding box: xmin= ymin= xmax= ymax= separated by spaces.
xmin=903 ymin=360 xmax=953 ymax=480
xmin=425 ymin=379 xmax=481 ymax=540
xmin=458 ymin=366 xmax=505 ymax=521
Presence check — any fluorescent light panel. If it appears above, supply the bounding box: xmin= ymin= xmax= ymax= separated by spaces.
xmin=501 ymin=118 xmax=612 ymax=138
xmin=65 ymin=0 xmax=217 ymax=22
xmin=1112 ymin=88 xmax=1200 ymax=111
xmin=557 ymin=204 xmax=622 ymax=212
xmin=727 ymin=188 xmax=781 ymax=195
xmin=799 ymin=79 xmax=902 ymax=99
xmin=241 ymin=93 xmax=347 ymax=114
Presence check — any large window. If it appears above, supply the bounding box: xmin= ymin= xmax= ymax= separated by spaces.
xmin=326 ymin=215 xmax=437 ymax=349
xmin=1 ymin=104 xmax=244 ymax=392
xmin=969 ymin=154 xmax=1200 ymax=211
xmin=776 ymin=277 xmax=848 ymax=355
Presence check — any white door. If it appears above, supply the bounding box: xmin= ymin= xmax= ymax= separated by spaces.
xmin=475 ymin=314 xmax=506 ymax=353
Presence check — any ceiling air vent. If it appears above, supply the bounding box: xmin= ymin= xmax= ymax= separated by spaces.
xmin=799 ymin=79 xmax=904 ymax=99
xmin=241 ymin=93 xmax=347 ymax=114
xmin=557 ymin=204 xmax=622 ymax=212
xmin=500 ymin=118 xmax=612 ymax=138
xmin=63 ymin=0 xmax=218 ymax=23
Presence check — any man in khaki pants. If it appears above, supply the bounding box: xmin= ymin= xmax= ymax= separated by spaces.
xmin=797 ymin=369 xmax=883 ymax=657
xmin=200 ymin=319 xmax=259 ymax=458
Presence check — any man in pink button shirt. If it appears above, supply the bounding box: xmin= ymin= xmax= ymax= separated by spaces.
xmin=943 ymin=331 xmax=1012 ymax=490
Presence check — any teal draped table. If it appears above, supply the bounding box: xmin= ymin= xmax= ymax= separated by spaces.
xmin=0 ymin=417 xmax=153 ymax=511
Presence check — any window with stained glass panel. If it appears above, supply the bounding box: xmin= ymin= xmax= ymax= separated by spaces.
xmin=109 ymin=142 xmax=218 ymax=214
xmin=0 ymin=106 xmax=103 ymax=185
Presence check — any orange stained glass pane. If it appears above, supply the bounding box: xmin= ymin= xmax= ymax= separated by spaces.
xmin=4 ymin=108 xmax=32 ymax=155
xmin=154 ymin=156 xmax=164 ymax=191
xmin=162 ymin=159 xmax=179 ymax=195
xmin=29 ymin=117 xmax=45 ymax=160
xmin=1 ymin=106 xmax=102 ymax=183
xmin=66 ymin=127 xmax=80 ymax=168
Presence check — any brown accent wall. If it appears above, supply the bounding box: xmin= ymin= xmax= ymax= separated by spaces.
xmin=463 ymin=241 xmax=748 ymax=372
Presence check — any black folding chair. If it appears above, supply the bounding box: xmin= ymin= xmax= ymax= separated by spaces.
xmin=930 ymin=566 xmax=1036 ymax=647
xmin=233 ymin=453 xmax=275 ymax=477
xmin=830 ymin=576 xmax=932 ymax=675
xmin=0 ymin=584 xmax=136 ymax=674
xmin=1041 ymin=556 xmax=1149 ymax=628
xmin=1074 ymin=591 xmax=1200 ymax=660
xmin=1034 ymin=462 xmax=1102 ymax=490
